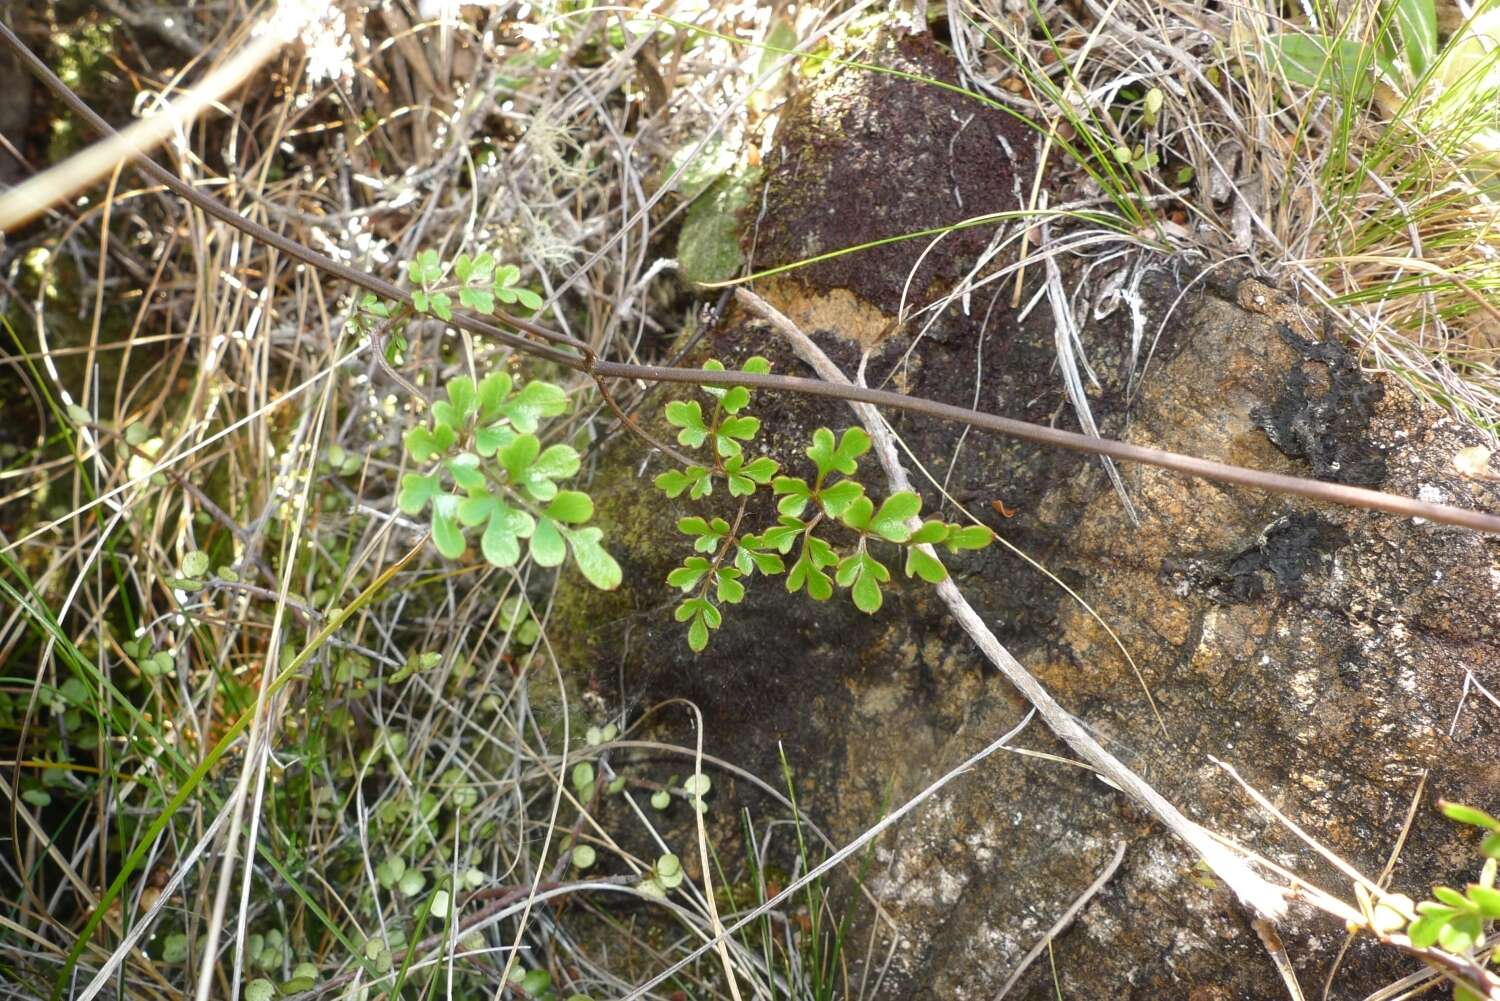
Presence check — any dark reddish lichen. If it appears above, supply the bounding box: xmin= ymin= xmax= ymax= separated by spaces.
xmin=751 ymin=30 xmax=1035 ymax=317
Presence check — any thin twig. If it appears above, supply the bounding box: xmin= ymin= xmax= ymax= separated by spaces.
xmin=737 ymin=284 xmax=1288 ymax=919
xmin=993 ymin=841 xmax=1127 ymax=999
xmin=6 ymin=22 xmax=1500 ymax=537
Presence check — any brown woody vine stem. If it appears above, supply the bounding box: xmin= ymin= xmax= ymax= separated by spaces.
xmin=4 ymin=20 xmax=1499 ymax=537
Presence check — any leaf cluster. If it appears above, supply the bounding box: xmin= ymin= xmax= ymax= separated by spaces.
xmin=346 ymin=249 xmax=544 ymax=364
xmin=397 ymin=372 xmax=620 ymax=589
xmin=407 ymin=249 xmax=544 ymax=319
xmin=655 ymin=359 xmax=994 ymax=650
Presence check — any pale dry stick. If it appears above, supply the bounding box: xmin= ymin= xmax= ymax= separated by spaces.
xmin=1210 ymin=757 xmax=1385 ymax=899
xmin=490 ymin=614 xmax=574 ymax=1000
xmin=684 ymin=701 xmax=745 ymax=1001
xmin=0 ymin=18 xmax=289 ymax=230
xmin=993 ymin=841 xmax=1127 ymax=1000
xmin=200 ymin=357 xmax=339 ymax=1001
xmin=1041 ymin=212 xmax=1139 ymax=523
xmin=1010 ymin=0 xmax=1130 ymax=308
xmin=735 ymin=285 xmax=1288 ymax=920
xmin=75 ymin=807 xmax=235 ymax=1001
xmin=1255 ymin=918 xmax=1309 ymax=1001
xmin=1321 ymin=769 xmax=1429 ymax=1001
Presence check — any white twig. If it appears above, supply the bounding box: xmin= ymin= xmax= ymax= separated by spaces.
xmin=993 ymin=841 xmax=1127 ymax=999
xmin=734 ymin=285 xmax=1288 ymax=921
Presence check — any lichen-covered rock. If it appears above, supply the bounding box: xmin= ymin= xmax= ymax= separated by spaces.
xmin=857 ymin=285 xmax=1500 ymax=1000
xmin=556 ymin=24 xmax=1500 ymax=1000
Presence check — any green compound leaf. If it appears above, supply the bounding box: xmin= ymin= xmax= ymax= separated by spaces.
xmin=840 ymin=495 xmax=874 ymax=533
xmin=806 ymin=534 xmax=837 ymax=567
xmin=398 ymin=473 xmax=441 ymax=515
xmin=410 ymin=248 xmax=441 ymax=284
xmin=545 ymin=491 xmax=593 ymax=524
xmin=667 ymin=556 xmax=712 ymax=591
xmin=498 ymin=434 xmax=542 ymax=481
xmin=457 ymin=492 xmax=535 ymax=567
xmin=482 ymin=507 xmax=535 ymax=568
xmin=411 ymin=289 xmax=430 ymax=314
xmin=869 ymin=492 xmax=920 ymax=542
xmin=656 ymin=466 xmax=713 ymax=499
xmin=446 ymin=376 xmax=478 ymax=419
xmin=909 ymin=520 xmax=950 ymax=545
xmin=787 ymin=550 xmax=833 ymax=601
xmin=404 ymin=424 xmax=456 ymax=462
xmin=735 ymin=540 xmax=786 ymax=576
xmin=459 ymin=287 xmax=496 ymax=315
xmin=530 ymin=517 xmax=566 ymax=566
xmin=818 ymin=478 xmax=865 ymax=518
xmin=477 ymin=372 xmax=512 ymax=420
xmin=945 ymin=524 xmax=995 ymax=551
xmin=446 ymin=455 xmax=486 ymax=492
xmin=772 ymin=476 xmax=813 ymax=516
xmin=512 ymin=288 xmax=543 ymax=311
xmin=837 ymin=551 xmax=891 ymax=613
xmin=430 ymin=400 xmax=463 ymax=433
xmin=905 ymin=546 xmax=948 ymax=583
xmin=429 ymin=292 xmax=453 ymax=322
xmin=715 ymin=567 xmax=745 ymax=603
xmin=665 ymin=400 xmax=710 ymax=448
xmin=679 ymin=516 xmax=730 ymax=553
xmin=760 ymin=516 xmax=805 ymax=553
xmin=807 ymin=427 xmax=870 ymax=479
xmin=501 ymin=381 xmax=568 ymax=433
xmin=1437 ymin=912 xmax=1482 ymax=953
xmin=726 ymin=454 xmax=777 ymax=497
xmin=722 ymin=386 xmax=751 ymax=414
xmin=1407 ymin=911 xmax=1449 ymax=948
xmin=530 ymin=443 xmax=581 ymax=482
xmin=474 ymin=424 xmax=517 ymax=458
xmin=431 ymin=495 xmax=466 ymax=559
xmin=654 ymin=471 xmax=689 ymax=497
xmin=567 ymin=527 xmax=622 ymax=589
xmin=675 ymin=598 xmax=721 ymax=651
xmin=716 ymin=415 xmax=760 ymax=457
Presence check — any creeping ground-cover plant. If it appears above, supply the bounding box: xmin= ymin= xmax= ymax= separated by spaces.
xmin=656 ymin=357 xmax=995 ymax=650
xmin=396 ymin=370 xmax=621 ymax=589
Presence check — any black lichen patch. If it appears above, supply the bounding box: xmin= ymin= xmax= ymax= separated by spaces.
xmin=1251 ymin=322 xmax=1387 ymax=486
xmin=1163 ymin=512 xmax=1351 ymax=604
xmin=752 ymin=29 xmax=1035 ymax=317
